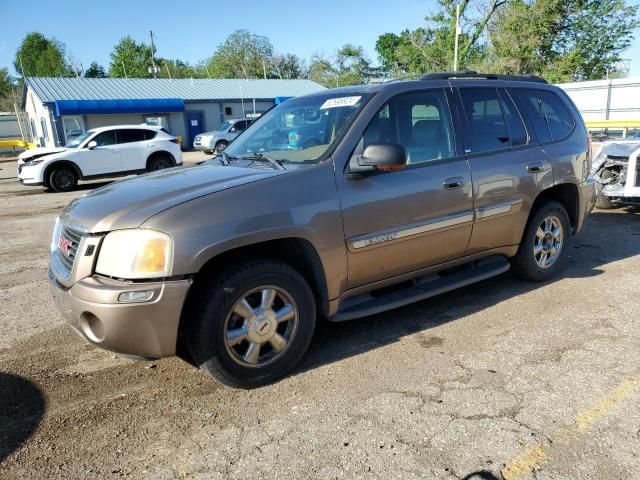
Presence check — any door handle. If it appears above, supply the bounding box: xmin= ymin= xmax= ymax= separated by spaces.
xmin=526 ymin=162 xmax=544 ymax=173
xmin=443 ymin=176 xmax=464 ymax=190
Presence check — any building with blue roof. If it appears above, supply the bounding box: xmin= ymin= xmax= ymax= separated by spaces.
xmin=21 ymin=77 xmax=326 ymax=148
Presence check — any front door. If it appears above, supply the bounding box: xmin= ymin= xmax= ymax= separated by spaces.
xmin=78 ymin=129 xmax=123 ymax=176
xmin=336 ymin=88 xmax=474 ymax=289
xmin=186 ymin=112 xmax=204 ymax=147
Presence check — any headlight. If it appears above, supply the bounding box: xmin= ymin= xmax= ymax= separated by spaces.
xmin=95 ymin=229 xmax=173 ymax=279
xmin=25 ymin=159 xmax=45 ymax=166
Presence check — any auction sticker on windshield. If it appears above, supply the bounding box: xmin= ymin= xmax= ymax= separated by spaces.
xmin=320 ymin=96 xmax=362 ymax=109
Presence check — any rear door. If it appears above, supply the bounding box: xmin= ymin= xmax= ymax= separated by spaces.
xmin=116 ymin=128 xmax=155 ymax=170
xmin=454 ymin=85 xmax=553 ymax=254
xmin=78 ymin=130 xmax=122 ymax=176
xmin=336 ymin=88 xmax=474 ymax=288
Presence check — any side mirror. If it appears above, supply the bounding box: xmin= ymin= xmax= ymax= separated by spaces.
xmin=349 ymin=144 xmax=406 ymax=174
xmin=87 ymin=140 xmax=97 ymax=150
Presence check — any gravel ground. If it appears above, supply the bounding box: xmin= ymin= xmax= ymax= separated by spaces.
xmin=1 ymin=155 xmax=639 ymax=479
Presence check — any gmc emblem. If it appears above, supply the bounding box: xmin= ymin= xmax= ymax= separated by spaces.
xmin=58 ymin=234 xmax=72 ymax=257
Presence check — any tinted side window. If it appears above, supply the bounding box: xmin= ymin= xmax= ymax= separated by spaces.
xmin=117 ymin=129 xmax=151 ymax=144
xmin=92 ymin=130 xmax=117 ymax=147
xmin=499 ymin=90 xmax=528 ymax=147
xmin=362 ymin=89 xmax=455 ymax=165
xmin=459 ymin=87 xmax=510 ymax=154
xmin=512 ymin=89 xmax=575 ymax=143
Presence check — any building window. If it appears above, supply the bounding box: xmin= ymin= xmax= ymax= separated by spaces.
xmin=225 ymin=107 xmax=232 ymax=115
xmin=29 ymin=119 xmax=37 ymax=142
xmin=144 ymin=115 xmax=171 ymax=132
xmin=40 ymin=118 xmax=49 ymax=142
xmin=62 ymin=116 xmax=86 ymax=144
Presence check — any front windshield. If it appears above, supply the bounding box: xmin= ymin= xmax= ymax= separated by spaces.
xmin=216 ymin=121 xmax=232 ymax=132
xmin=65 ymin=130 xmax=94 ymax=148
xmin=224 ymin=93 xmax=370 ymax=163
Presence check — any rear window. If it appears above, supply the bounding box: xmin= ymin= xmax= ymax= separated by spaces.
xmin=459 ymin=87 xmax=510 ymax=154
xmin=117 ymin=129 xmax=156 ymax=143
xmin=511 ymin=89 xmax=575 ymax=143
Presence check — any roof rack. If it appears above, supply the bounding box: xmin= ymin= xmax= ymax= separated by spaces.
xmin=419 ymin=70 xmax=547 ymax=84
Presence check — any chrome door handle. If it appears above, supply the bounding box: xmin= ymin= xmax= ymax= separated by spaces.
xmin=526 ymin=162 xmax=544 ymax=173
xmin=443 ymin=176 xmax=464 ymax=189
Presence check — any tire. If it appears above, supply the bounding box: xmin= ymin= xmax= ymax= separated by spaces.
xmin=185 ymin=259 xmax=316 ymax=388
xmin=147 ymin=155 xmax=173 ymax=172
xmin=214 ymin=141 xmax=228 ymax=154
xmin=511 ymin=201 xmax=571 ymax=282
xmin=47 ymin=166 xmax=78 ymax=192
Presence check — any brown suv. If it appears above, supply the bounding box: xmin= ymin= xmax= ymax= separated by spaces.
xmin=49 ymin=72 xmax=596 ymax=387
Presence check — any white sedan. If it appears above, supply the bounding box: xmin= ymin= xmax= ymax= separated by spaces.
xmin=17 ymin=125 xmax=183 ymax=192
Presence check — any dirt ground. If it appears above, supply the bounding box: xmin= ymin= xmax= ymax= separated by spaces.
xmin=1 ymin=154 xmax=639 ymax=480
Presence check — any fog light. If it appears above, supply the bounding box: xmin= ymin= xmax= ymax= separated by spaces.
xmin=118 ymin=290 xmax=154 ymax=303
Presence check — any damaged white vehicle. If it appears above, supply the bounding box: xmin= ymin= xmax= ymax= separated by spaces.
xmin=591 ymin=141 xmax=640 ymax=209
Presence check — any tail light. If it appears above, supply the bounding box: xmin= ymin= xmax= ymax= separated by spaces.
xmin=169 ymin=138 xmax=180 ymax=144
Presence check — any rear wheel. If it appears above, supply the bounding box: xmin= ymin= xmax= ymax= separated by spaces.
xmin=185 ymin=259 xmax=316 ymax=388
xmin=214 ymin=141 xmax=228 ymax=154
xmin=147 ymin=155 xmax=173 ymax=172
xmin=511 ymin=201 xmax=571 ymax=282
xmin=47 ymin=166 xmax=78 ymax=192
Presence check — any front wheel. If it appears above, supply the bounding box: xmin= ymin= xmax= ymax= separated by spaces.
xmin=214 ymin=141 xmax=228 ymax=154
xmin=511 ymin=201 xmax=571 ymax=282
xmin=185 ymin=259 xmax=316 ymax=388
xmin=47 ymin=166 xmax=78 ymax=192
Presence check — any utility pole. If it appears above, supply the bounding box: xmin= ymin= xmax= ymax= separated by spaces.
xmin=149 ymin=30 xmax=159 ymax=78
xmin=453 ymin=3 xmax=461 ymax=71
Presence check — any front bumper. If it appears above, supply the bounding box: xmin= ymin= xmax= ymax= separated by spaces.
xmin=49 ymin=268 xmax=192 ymax=359
xmin=576 ymin=177 xmax=597 ymax=233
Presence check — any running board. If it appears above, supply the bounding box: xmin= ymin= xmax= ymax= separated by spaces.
xmin=331 ymin=256 xmax=511 ymax=322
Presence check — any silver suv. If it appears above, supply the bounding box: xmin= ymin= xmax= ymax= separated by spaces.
xmin=49 ymin=72 xmax=596 ymax=388
xmin=193 ymin=118 xmax=254 ymax=154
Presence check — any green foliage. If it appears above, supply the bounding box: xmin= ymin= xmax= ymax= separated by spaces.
xmin=206 ymin=30 xmax=275 ymax=79
xmin=375 ymin=0 xmax=505 ymax=75
xmin=157 ymin=59 xmax=208 ymax=79
xmin=489 ymin=0 xmax=639 ymax=82
xmin=307 ymin=45 xmax=374 ymax=87
xmin=14 ymin=32 xmax=72 ymax=77
xmin=272 ymin=53 xmax=304 ymax=79
xmin=84 ymin=62 xmax=107 ymax=78
xmin=109 ymin=36 xmax=153 ymax=78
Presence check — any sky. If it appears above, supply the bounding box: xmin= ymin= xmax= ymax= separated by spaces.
xmin=1 ymin=0 xmax=640 ymax=77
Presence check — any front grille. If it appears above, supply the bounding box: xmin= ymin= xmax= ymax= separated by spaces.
xmin=55 ymin=223 xmax=84 ymax=276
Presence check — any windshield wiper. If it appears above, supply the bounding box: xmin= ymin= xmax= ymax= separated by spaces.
xmin=220 ymin=150 xmax=237 ymax=166
xmin=241 ymin=151 xmax=287 ymax=170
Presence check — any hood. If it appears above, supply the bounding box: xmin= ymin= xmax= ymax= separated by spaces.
xmin=60 ymin=163 xmax=285 ymax=233
xmin=19 ymin=147 xmax=68 ymax=163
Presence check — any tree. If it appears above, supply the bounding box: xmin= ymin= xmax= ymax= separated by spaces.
xmin=207 ymin=30 xmax=275 ymax=79
xmin=0 ymin=68 xmax=16 ymax=111
xmin=306 ymin=46 xmax=373 ymax=87
xmin=14 ymin=32 xmax=72 ymax=77
xmin=158 ymin=59 xmax=207 ymax=79
xmin=488 ymin=0 xmax=639 ymax=82
xmin=271 ymin=53 xmax=304 ymax=79
xmin=307 ymin=54 xmax=336 ymax=86
xmin=84 ymin=61 xmax=107 ymax=78
xmin=375 ymin=0 xmax=507 ymax=75
xmin=109 ymin=36 xmax=153 ymax=78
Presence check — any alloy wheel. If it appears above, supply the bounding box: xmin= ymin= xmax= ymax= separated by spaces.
xmin=533 ymin=215 xmax=564 ymax=269
xmin=223 ymin=286 xmax=298 ymax=368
